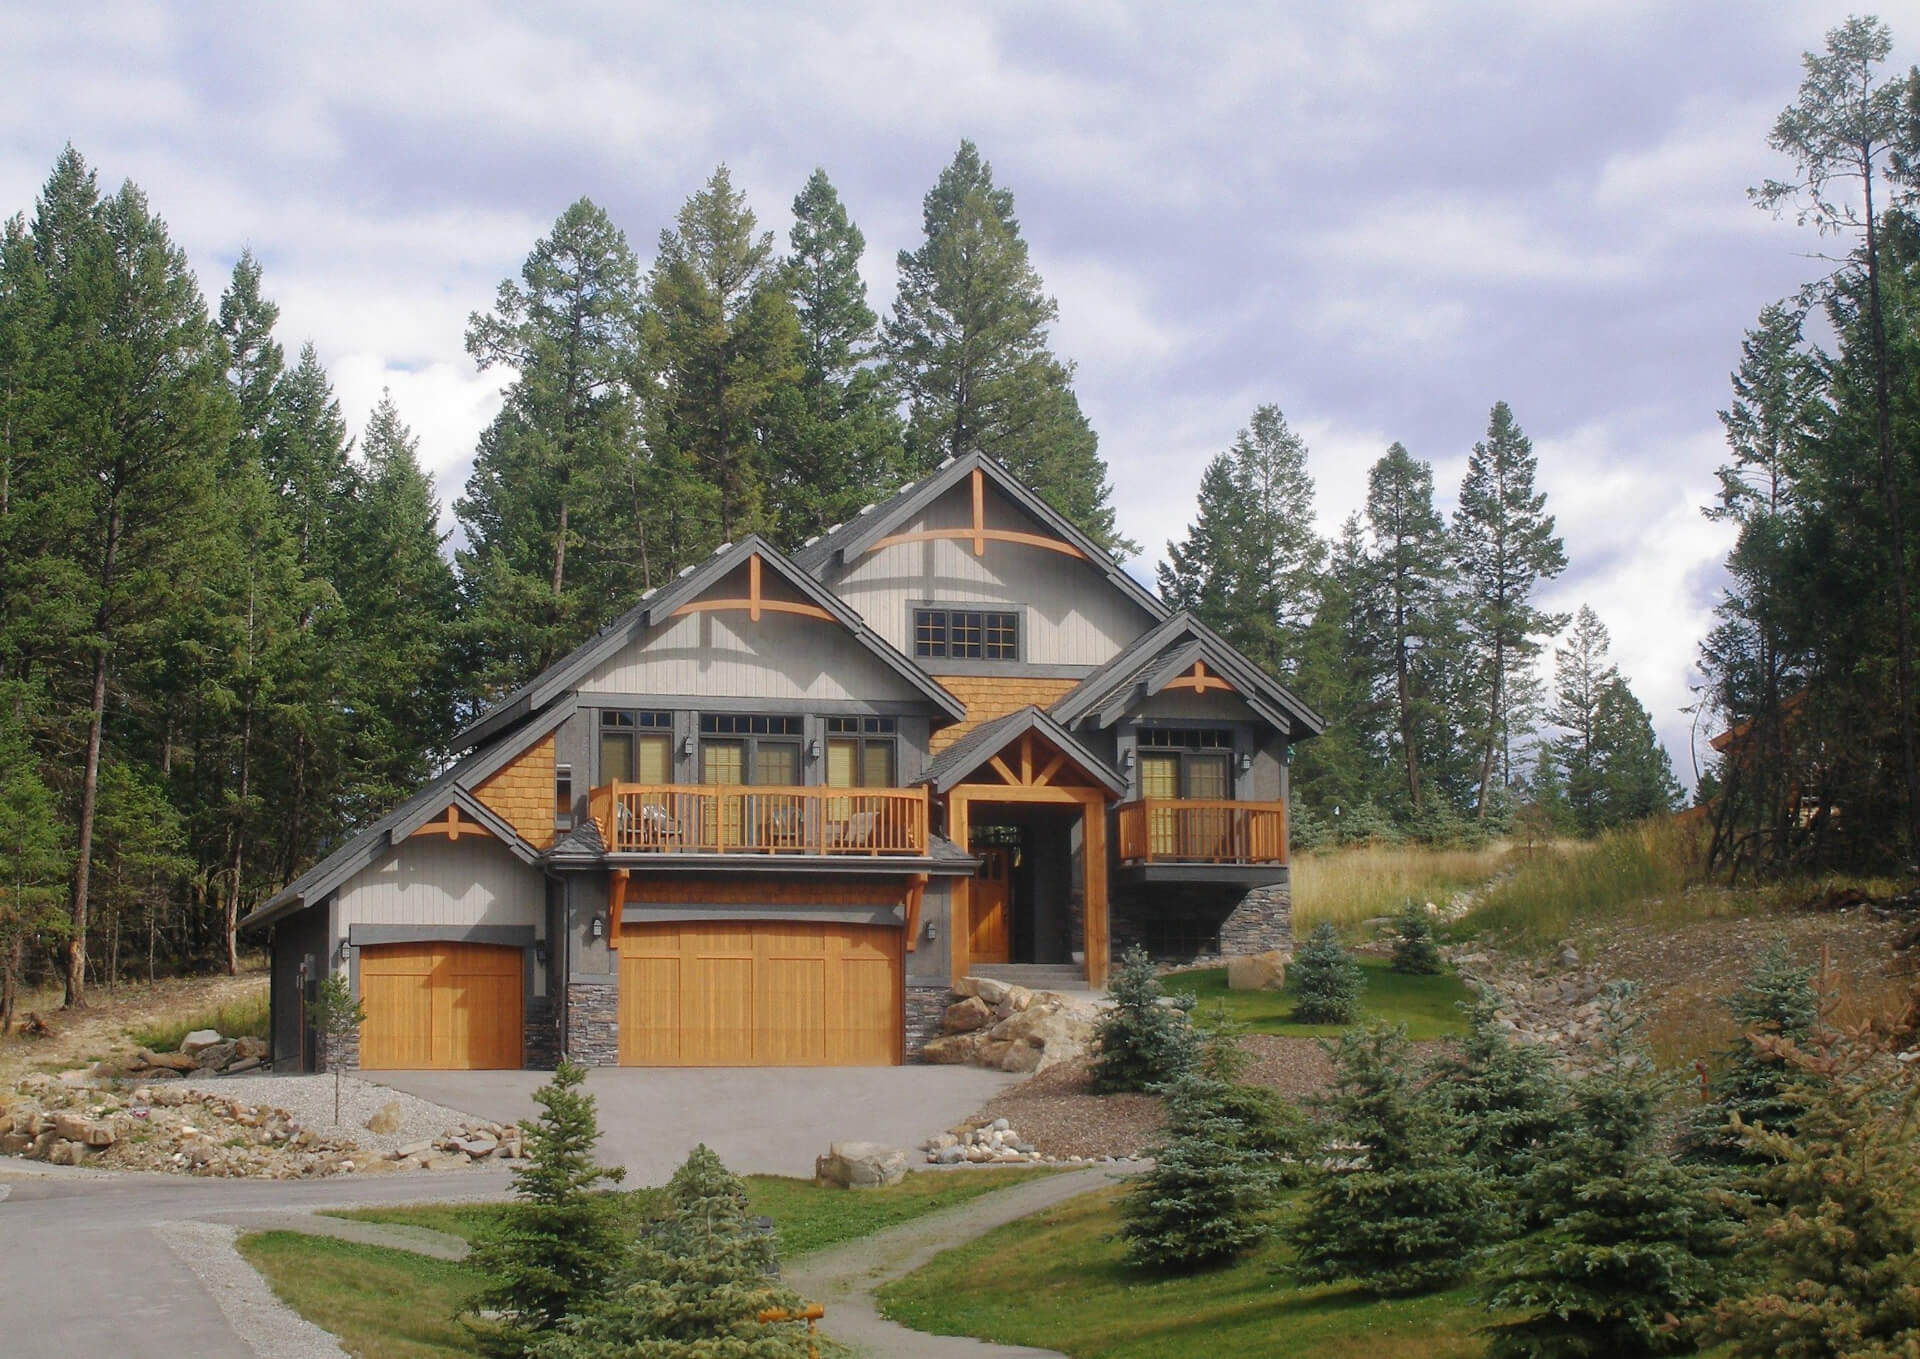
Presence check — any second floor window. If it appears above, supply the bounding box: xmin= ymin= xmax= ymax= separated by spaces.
xmin=914 ymin=608 xmax=1019 ymax=661
xmin=601 ymin=710 xmax=671 ymax=785
xmin=1137 ymin=727 xmax=1234 ymax=801
xmin=825 ymin=715 xmax=898 ymax=787
xmin=699 ymin=713 xmax=802 ymax=786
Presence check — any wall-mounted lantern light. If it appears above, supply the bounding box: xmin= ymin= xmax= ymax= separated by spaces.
xmin=925 ymin=920 xmax=938 ymax=942
xmin=807 ymin=738 xmax=822 ymax=760
xmin=334 ymin=939 xmax=350 ymax=968
xmin=1120 ymin=747 xmax=1135 ymax=772
xmin=1238 ymin=751 xmax=1253 ymax=773
xmin=590 ymin=915 xmax=606 ymax=941
xmin=680 ymin=735 xmax=695 ymax=757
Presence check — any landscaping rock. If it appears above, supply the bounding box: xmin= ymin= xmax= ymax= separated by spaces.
xmin=454 ymin=1134 xmax=498 ymax=1158
xmin=179 ymin=1030 xmax=225 ymax=1055
xmin=958 ymin=976 xmax=1012 ymax=1006
xmin=364 ymin=1101 xmax=405 ymax=1135
xmin=135 ymin=1048 xmax=198 ymax=1073
xmin=919 ymin=1033 xmax=985 ymax=1064
xmin=815 ymin=1140 xmax=909 ymax=1188
xmin=191 ymin=1041 xmax=238 ymax=1071
xmin=234 ymin=1036 xmax=268 ymax=1060
xmin=1227 ymin=949 xmax=1290 ymax=992
xmin=942 ymin=996 xmax=993 ymax=1034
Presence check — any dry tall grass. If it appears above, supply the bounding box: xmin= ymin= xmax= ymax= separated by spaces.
xmin=1458 ymin=818 xmax=1711 ymax=950
xmin=1291 ymin=840 xmax=1513 ymax=934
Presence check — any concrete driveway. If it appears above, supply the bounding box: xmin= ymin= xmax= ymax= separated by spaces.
xmin=367 ymin=1066 xmax=1024 ymax=1181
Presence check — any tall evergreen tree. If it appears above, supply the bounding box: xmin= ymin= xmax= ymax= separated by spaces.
xmin=0 ymin=696 xmax=66 ymax=1031
xmin=1550 ymin=606 xmax=1620 ymax=834
xmin=1292 ymin=513 xmax=1390 ymax=821
xmin=1364 ymin=443 xmax=1453 ymax=814
xmin=885 ymin=141 xmax=1132 ymax=553
xmin=1593 ymin=677 xmax=1683 ymax=824
xmin=764 ymin=169 xmax=903 ymax=548
xmin=1453 ymin=401 xmax=1566 ymax=816
xmin=1160 ymin=405 xmax=1325 ymax=677
xmin=458 ymin=198 xmax=644 ymax=697
xmin=35 ymin=152 xmax=233 ymax=1005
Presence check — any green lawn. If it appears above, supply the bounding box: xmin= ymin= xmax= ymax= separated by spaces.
xmin=878 ymin=1185 xmax=1490 ymax=1359
xmin=247 ymin=1168 xmax=1061 ymax=1358
xmin=1163 ymin=956 xmax=1473 ymax=1041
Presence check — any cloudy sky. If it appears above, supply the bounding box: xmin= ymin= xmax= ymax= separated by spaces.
xmin=3 ymin=1 xmax=1908 ymax=784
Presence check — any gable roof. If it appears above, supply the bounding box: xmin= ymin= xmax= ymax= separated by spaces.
xmin=239 ymin=700 xmax=570 ymax=932
xmin=919 ymin=704 xmax=1128 ymax=798
xmin=1049 ymin=612 xmax=1326 ymax=739
xmin=792 ymin=452 xmax=1169 ymax=623
xmin=452 ymin=535 xmax=966 ymax=753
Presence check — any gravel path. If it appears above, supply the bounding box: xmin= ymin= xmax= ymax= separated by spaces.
xmin=179 ymin=1074 xmax=500 ymax=1157
xmin=153 ymin=1220 xmax=349 ymax=1359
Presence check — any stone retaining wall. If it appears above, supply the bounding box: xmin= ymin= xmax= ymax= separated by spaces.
xmin=565 ymin=981 xmax=620 ymax=1065
xmin=1220 ymin=882 xmax=1293 ymax=956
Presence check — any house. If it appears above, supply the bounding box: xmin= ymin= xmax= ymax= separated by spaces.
xmin=241 ymin=452 xmax=1324 ymax=1071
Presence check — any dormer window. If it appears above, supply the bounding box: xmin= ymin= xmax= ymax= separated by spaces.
xmin=914 ymin=608 xmax=1018 ymax=661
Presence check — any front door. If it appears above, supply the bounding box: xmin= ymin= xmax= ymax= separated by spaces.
xmin=970 ymin=847 xmax=1012 ymax=963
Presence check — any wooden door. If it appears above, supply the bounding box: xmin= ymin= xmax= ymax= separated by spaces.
xmin=358 ymin=942 xmax=522 ymax=1070
xmin=618 ymin=920 xmax=900 ymax=1065
xmin=969 ymin=848 xmax=1012 ymax=964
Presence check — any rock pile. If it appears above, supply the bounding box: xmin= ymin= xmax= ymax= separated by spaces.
xmin=103 ymin=1029 xmax=271 ymax=1080
xmin=382 ymin=1119 xmax=524 ymax=1171
xmin=1447 ymin=947 xmax=1612 ymax=1058
xmin=919 ymin=976 xmax=1101 ymax=1073
xmin=922 ymin=1117 xmax=1120 ymax=1166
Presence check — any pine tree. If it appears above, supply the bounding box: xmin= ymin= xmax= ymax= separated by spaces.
xmin=1290 ymin=1024 xmax=1496 ymax=1295
xmin=1453 ymin=402 xmax=1567 ymax=817
xmin=1090 ymin=944 xmax=1196 ymax=1093
xmin=533 ymin=1144 xmax=810 ymax=1359
xmin=0 ymin=697 xmax=67 ymax=1032
xmin=1292 ymin=513 xmax=1392 ymax=823
xmin=1428 ymin=1001 xmax=1566 ymax=1233
xmin=1390 ymin=900 xmax=1444 ymax=975
xmin=1484 ymin=985 xmax=1738 ymax=1358
xmin=1550 ymin=606 xmax=1621 ymax=834
xmin=764 ymin=169 xmax=903 ymax=549
xmin=642 ymin=165 xmax=802 ymax=548
xmin=1121 ymin=1070 xmax=1284 ymax=1272
xmin=1364 ymin=443 xmax=1454 ymax=816
xmin=1160 ymin=405 xmax=1325 ymax=677
xmin=1592 ymin=676 xmax=1683 ymax=824
xmin=88 ymin=757 xmax=188 ymax=990
xmin=469 ymin=1060 xmax=627 ymax=1355
xmin=458 ymin=198 xmax=644 ymax=696
xmin=1291 ymin=920 xmax=1365 ymax=1024
xmin=1681 ymin=942 xmax=1818 ymax=1173
xmin=885 ymin=141 xmax=1131 ymax=553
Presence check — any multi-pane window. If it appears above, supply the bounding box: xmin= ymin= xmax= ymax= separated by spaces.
xmin=912 ymin=608 xmax=1018 ymax=661
xmin=600 ymin=710 xmax=671 ymax=785
xmin=555 ymin=764 xmax=574 ymax=829
xmin=1137 ymin=728 xmax=1235 ymax=800
xmin=698 ymin=714 xmax=802 ymax=786
xmin=825 ymin=716 xmax=898 ymax=787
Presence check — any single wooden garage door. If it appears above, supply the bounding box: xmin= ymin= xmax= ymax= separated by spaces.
xmin=358 ymin=942 xmax=523 ymax=1069
xmin=618 ymin=920 xmax=900 ymax=1066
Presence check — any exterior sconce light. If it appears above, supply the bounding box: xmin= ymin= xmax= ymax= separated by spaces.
xmin=1120 ymin=747 xmax=1135 ymax=771
xmin=807 ymin=739 xmax=821 ymax=760
xmin=680 ymin=735 xmax=695 ymax=757
xmin=1238 ymin=751 xmax=1253 ymax=773
xmin=925 ymin=920 xmax=938 ymax=942
xmin=534 ymin=940 xmax=549 ymax=968
xmin=334 ymin=939 xmax=350 ymax=968
xmin=590 ymin=915 xmax=606 ymax=941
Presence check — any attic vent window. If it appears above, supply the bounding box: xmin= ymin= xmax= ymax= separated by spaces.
xmin=914 ymin=608 xmax=1018 ymax=661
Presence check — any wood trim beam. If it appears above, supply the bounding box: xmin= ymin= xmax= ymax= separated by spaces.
xmin=947 ymin=783 xmax=1108 ymax=806
xmin=669 ymin=597 xmax=835 ymax=622
xmin=986 ymin=754 xmax=1019 ymax=785
xmin=948 ymin=793 xmax=971 ymax=986
xmin=608 ymin=867 xmax=630 ymax=943
xmin=1033 ymin=750 xmax=1066 ymax=787
xmin=1161 ymin=660 xmax=1235 ymax=695
xmin=859 ymin=528 xmax=1088 ymax=559
xmin=903 ymin=873 xmax=927 ymax=952
xmin=972 ymin=466 xmax=986 ymax=556
xmin=408 ymin=804 xmax=493 ymax=842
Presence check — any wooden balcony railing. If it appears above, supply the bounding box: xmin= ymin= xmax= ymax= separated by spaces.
xmin=589 ymin=783 xmax=928 ymax=857
xmin=1116 ymin=798 xmax=1288 ymax=865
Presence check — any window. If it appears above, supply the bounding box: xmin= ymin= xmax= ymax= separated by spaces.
xmin=600 ymin=710 xmax=671 ymax=785
xmin=1137 ymin=728 xmax=1235 ymax=800
xmin=555 ymin=764 xmax=574 ymax=829
xmin=825 ymin=716 xmax=898 ymax=787
xmin=698 ymin=714 xmax=802 ymax=786
xmin=912 ymin=608 xmax=1018 ymax=661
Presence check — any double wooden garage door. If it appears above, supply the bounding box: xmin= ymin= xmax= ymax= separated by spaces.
xmin=358 ymin=942 xmax=523 ymax=1070
xmin=618 ymin=921 xmax=901 ymax=1066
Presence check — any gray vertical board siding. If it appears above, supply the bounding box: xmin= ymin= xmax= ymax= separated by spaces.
xmin=825 ymin=484 xmax=1154 ymax=664
xmin=575 ymin=608 xmax=931 ymax=703
xmin=332 ymin=834 xmax=548 ymax=938
xmin=905 ymin=877 xmax=952 ymax=982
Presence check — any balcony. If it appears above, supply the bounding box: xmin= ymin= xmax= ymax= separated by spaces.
xmin=1116 ymin=798 xmax=1288 ymax=865
xmin=588 ymin=783 xmax=928 ymax=857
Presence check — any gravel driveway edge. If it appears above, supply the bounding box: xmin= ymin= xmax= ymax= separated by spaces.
xmin=153 ymin=1218 xmax=348 ymax=1359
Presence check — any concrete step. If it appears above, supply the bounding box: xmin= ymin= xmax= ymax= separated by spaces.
xmin=968 ymin=964 xmax=1090 ymax=992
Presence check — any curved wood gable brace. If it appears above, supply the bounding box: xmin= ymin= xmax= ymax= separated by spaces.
xmin=1161 ymin=660 xmax=1235 ymax=695
xmin=862 ymin=467 xmax=1088 ymax=561
xmin=408 ymin=804 xmax=495 ymax=843
xmin=669 ymin=552 xmax=835 ymax=623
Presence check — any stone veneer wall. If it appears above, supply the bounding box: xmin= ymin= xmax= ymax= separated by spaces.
xmin=904 ymin=984 xmax=950 ymax=1062
xmin=1220 ymin=882 xmax=1293 ymax=955
xmin=1110 ymin=878 xmax=1294 ymax=963
xmin=566 ymin=981 xmax=620 ymax=1065
xmin=321 ymin=1028 xmax=360 ymax=1073
xmin=523 ymin=995 xmax=560 ymax=1070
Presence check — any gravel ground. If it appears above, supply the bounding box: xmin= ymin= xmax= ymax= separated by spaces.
xmin=178 ymin=1074 xmax=498 ymax=1158
xmin=154 ymin=1219 xmax=349 ymax=1359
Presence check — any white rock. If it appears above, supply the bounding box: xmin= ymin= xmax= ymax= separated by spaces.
xmin=179 ymin=1030 xmax=225 ymax=1055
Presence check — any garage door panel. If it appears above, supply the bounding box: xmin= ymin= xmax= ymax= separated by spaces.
xmin=619 ymin=955 xmax=681 ymax=1065
xmin=758 ymin=956 xmax=828 ymax=1064
xmin=358 ymin=941 xmax=522 ymax=1070
xmin=834 ymin=953 xmax=898 ymax=1065
xmin=685 ymin=956 xmax=755 ymax=1065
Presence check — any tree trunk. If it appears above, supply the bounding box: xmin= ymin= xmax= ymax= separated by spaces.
xmin=66 ymin=642 xmax=108 ymax=1009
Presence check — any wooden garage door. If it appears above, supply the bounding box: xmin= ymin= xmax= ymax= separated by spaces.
xmin=618 ymin=921 xmax=900 ymax=1066
xmin=359 ymin=942 xmax=523 ymax=1069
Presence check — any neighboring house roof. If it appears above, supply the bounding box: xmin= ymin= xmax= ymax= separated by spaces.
xmin=1049 ymin=611 xmax=1326 ymax=740
xmin=792 ymin=451 xmax=1170 ymax=624
xmin=919 ymin=704 xmax=1129 ymax=798
xmin=451 ymin=535 xmax=966 ymax=753
xmin=239 ymin=701 xmax=572 ymax=933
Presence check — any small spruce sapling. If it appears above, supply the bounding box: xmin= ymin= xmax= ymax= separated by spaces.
xmin=1428 ymin=1000 xmax=1566 ymax=1234
xmin=1290 ymin=1024 xmax=1495 ymax=1296
xmin=1390 ymin=900 xmax=1445 ymax=975
xmin=309 ymin=971 xmax=365 ymax=1125
xmin=1090 ymin=945 xmax=1195 ymax=1093
xmin=1197 ymin=1001 xmax=1309 ymax=1167
xmin=1291 ymin=921 xmax=1364 ymax=1025
xmin=467 ymin=1061 xmax=626 ymax=1355
xmin=1679 ymin=941 xmax=1817 ymax=1174
xmin=532 ymin=1144 xmax=813 ymax=1358
xmin=1121 ymin=1069 xmax=1284 ymax=1273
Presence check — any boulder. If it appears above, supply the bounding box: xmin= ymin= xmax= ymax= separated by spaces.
xmin=225 ymin=1057 xmax=262 ymax=1075
xmin=814 ymin=1140 xmax=910 ymax=1189
xmin=1003 ymin=985 xmax=1035 ymax=1013
xmin=1227 ymin=950 xmax=1290 ymax=992
xmin=999 ymin=1041 xmax=1044 ymax=1073
xmin=192 ymin=1041 xmax=238 ymax=1071
xmin=179 ymin=1030 xmax=225 ymax=1055
xmin=958 ymin=976 xmax=1012 ymax=1006
xmin=942 ymin=996 xmax=993 ymax=1034
xmin=454 ymin=1134 xmax=498 ymax=1158
xmin=364 ymin=1101 xmax=405 ymax=1135
xmin=234 ymin=1036 xmax=268 ymax=1060
xmin=136 ymin=1048 xmax=198 ymax=1072
xmin=47 ymin=1139 xmax=86 ymax=1166
xmin=919 ymin=1033 xmax=984 ymax=1064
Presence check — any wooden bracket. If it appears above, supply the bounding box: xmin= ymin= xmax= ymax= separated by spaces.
xmin=608 ymin=867 xmax=630 ymax=942
xmin=903 ymin=873 xmax=928 ymax=952
xmin=408 ymin=804 xmax=492 ymax=842
xmin=1163 ymin=660 xmax=1234 ymax=695
xmin=670 ymin=553 xmax=835 ymax=622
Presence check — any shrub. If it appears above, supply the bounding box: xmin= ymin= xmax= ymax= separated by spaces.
xmin=1427 ymin=1001 xmax=1567 ymax=1234
xmin=1090 ymin=945 xmax=1195 ymax=1093
xmin=1290 ymin=921 xmax=1364 ymax=1024
xmin=1289 ymin=1024 xmax=1496 ymax=1296
xmin=1482 ymin=985 xmax=1738 ymax=1358
xmin=1390 ymin=900 xmax=1444 ymax=975
xmin=467 ymin=1061 xmax=626 ymax=1355
xmin=1121 ymin=1071 xmax=1285 ymax=1273
xmin=1196 ymin=1002 xmax=1310 ymax=1167
xmin=533 ymin=1144 xmax=812 ymax=1358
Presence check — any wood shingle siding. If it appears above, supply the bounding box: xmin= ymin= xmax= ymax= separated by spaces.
xmin=474 ymin=734 xmax=556 ymax=849
xmin=928 ymin=676 xmax=1083 ymax=753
